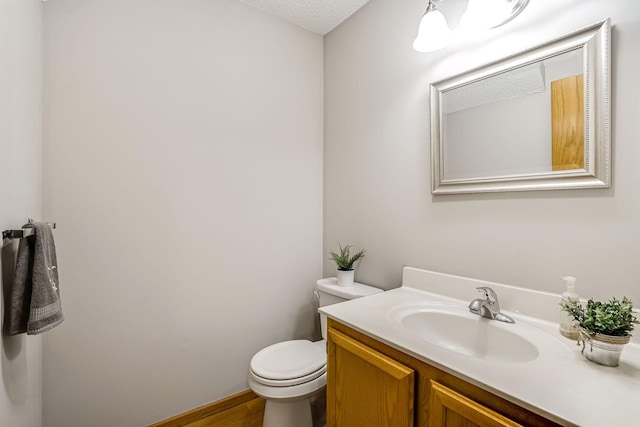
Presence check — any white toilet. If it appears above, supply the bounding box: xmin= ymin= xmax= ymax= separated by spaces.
xmin=248 ymin=278 xmax=383 ymax=427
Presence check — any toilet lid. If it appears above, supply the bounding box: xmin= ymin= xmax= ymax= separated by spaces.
xmin=250 ymin=340 xmax=326 ymax=381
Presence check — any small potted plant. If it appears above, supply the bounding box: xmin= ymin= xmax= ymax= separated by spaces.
xmin=562 ymin=297 xmax=639 ymax=367
xmin=329 ymin=243 xmax=365 ymax=287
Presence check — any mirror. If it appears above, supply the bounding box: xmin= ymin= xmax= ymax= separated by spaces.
xmin=431 ymin=19 xmax=610 ymax=194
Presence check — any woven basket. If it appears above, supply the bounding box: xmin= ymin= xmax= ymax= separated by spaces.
xmin=578 ymin=327 xmax=631 ymax=345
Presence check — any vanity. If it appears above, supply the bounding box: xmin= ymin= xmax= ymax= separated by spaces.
xmin=319 ymin=267 xmax=640 ymax=426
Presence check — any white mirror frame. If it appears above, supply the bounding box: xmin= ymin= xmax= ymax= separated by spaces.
xmin=431 ymin=19 xmax=611 ymax=194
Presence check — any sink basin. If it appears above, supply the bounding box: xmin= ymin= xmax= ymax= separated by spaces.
xmin=389 ymin=302 xmax=543 ymax=363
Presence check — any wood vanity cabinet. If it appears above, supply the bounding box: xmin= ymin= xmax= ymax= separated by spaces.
xmin=326 ymin=319 xmax=562 ymax=427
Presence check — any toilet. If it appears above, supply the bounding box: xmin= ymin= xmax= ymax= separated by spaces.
xmin=248 ymin=278 xmax=383 ymax=427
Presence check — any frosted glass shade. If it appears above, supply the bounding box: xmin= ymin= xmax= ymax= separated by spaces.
xmin=413 ymin=8 xmax=453 ymax=53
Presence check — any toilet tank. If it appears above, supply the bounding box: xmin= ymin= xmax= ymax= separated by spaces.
xmin=316 ymin=278 xmax=383 ymax=339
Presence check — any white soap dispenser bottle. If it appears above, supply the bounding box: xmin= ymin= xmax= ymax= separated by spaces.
xmin=559 ymin=276 xmax=579 ymax=339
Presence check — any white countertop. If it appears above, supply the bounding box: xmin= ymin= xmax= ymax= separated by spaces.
xmin=319 ymin=269 xmax=640 ymax=427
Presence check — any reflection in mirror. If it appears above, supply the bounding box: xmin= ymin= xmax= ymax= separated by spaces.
xmin=431 ymin=19 xmax=610 ymax=194
xmin=443 ymin=50 xmax=583 ymax=180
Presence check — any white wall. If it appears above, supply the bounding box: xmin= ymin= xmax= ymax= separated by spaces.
xmin=445 ymin=93 xmax=550 ymax=179
xmin=0 ymin=1 xmax=43 ymax=427
xmin=42 ymin=1 xmax=323 ymax=426
xmin=324 ymin=0 xmax=640 ymax=304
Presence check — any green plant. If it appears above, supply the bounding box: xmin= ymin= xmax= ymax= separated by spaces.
xmin=329 ymin=243 xmax=365 ymax=271
xmin=562 ymin=297 xmax=639 ymax=337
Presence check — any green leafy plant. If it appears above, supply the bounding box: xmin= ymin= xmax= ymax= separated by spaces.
xmin=562 ymin=297 xmax=639 ymax=337
xmin=329 ymin=243 xmax=365 ymax=271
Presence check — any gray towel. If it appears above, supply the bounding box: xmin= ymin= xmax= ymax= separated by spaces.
xmin=5 ymin=222 xmax=63 ymax=335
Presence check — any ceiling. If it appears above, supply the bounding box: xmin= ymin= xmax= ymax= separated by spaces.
xmin=237 ymin=0 xmax=370 ymax=35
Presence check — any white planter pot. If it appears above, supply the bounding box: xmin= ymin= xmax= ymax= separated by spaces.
xmin=579 ymin=327 xmax=630 ymax=367
xmin=336 ymin=270 xmax=355 ymax=287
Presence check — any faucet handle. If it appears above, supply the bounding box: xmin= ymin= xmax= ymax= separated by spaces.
xmin=476 ymin=287 xmax=498 ymax=304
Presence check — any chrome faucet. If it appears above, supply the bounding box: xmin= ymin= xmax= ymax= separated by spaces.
xmin=468 ymin=287 xmax=515 ymax=323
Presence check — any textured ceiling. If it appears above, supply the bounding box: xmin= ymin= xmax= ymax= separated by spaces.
xmin=237 ymin=0 xmax=370 ymax=35
xmin=443 ymin=63 xmax=545 ymax=114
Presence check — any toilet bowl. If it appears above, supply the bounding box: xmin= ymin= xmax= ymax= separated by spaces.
xmin=249 ymin=340 xmax=326 ymax=427
xmin=248 ymin=278 xmax=383 ymax=427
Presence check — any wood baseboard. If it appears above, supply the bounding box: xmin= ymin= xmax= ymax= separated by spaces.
xmin=149 ymin=390 xmax=265 ymax=427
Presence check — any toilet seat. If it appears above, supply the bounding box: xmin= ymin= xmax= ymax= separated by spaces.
xmin=248 ymin=370 xmax=326 ymax=401
xmin=250 ymin=364 xmax=326 ymax=387
xmin=249 ymin=340 xmax=326 ymax=387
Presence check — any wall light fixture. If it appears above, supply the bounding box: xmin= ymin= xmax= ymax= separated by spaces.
xmin=413 ymin=0 xmax=530 ymax=53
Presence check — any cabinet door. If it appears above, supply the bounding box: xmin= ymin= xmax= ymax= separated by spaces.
xmin=327 ymin=328 xmax=415 ymax=427
xmin=429 ymin=380 xmax=523 ymax=427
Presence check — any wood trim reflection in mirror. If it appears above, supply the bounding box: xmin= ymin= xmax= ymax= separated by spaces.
xmin=551 ymin=74 xmax=584 ymax=171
